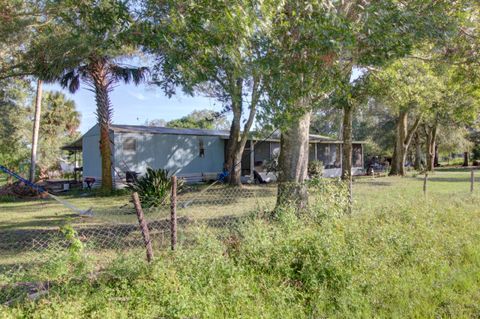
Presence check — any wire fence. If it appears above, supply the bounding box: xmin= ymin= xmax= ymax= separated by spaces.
xmin=0 ymin=181 xmax=280 ymax=290
xmin=1 ymin=170 xmax=478 ymax=303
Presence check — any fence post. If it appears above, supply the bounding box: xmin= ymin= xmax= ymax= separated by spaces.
xmin=471 ymin=170 xmax=474 ymax=193
xmin=170 ymin=176 xmax=177 ymax=251
xmin=423 ymin=173 xmax=428 ymax=196
xmin=132 ymin=192 xmax=153 ymax=263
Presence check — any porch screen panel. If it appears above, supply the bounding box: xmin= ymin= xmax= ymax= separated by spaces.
xmin=352 ymin=144 xmax=363 ymax=167
xmin=316 ymin=144 xmax=328 ymax=167
xmin=309 ymin=144 xmax=316 ymax=161
xmin=331 ymin=144 xmax=341 ymax=168
xmin=317 ymin=144 xmax=341 ymax=168
xmin=241 ymin=144 xmax=251 ymax=175
xmin=254 ymin=142 xmax=271 ymax=164
xmin=270 ymin=142 xmax=280 ymax=158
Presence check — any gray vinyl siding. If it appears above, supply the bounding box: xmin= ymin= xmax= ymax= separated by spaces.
xmin=82 ymin=124 xmax=115 ymax=184
xmin=82 ymin=125 xmax=101 ymax=179
xmin=113 ymin=132 xmax=225 ymax=176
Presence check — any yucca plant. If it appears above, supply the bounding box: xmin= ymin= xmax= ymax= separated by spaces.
xmin=126 ymin=168 xmax=181 ymax=208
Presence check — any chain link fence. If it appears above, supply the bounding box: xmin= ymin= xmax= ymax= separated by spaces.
xmin=1 ymin=169 xmax=478 ymax=304
xmin=0 ymin=181 xmax=284 ymax=302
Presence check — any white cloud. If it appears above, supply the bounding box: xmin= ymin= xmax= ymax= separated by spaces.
xmin=128 ymin=90 xmax=148 ymax=101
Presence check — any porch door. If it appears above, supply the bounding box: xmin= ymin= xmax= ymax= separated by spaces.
xmin=241 ymin=142 xmax=252 ymax=176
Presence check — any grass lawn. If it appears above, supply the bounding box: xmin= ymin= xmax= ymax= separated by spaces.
xmin=1 ymin=168 xmax=478 ymax=267
xmin=1 ymin=168 xmax=480 ymax=317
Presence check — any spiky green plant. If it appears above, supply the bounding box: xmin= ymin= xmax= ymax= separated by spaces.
xmin=126 ymin=168 xmax=181 ymax=208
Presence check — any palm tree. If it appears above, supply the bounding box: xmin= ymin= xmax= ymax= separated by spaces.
xmin=58 ymin=58 xmax=147 ymax=191
xmin=22 ymin=0 xmax=149 ymax=192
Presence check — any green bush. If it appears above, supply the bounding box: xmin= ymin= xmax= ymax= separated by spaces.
xmin=307 ymin=160 xmax=324 ymax=178
xmin=0 ymin=195 xmax=17 ymax=203
xmin=126 ymin=168 xmax=182 ymax=208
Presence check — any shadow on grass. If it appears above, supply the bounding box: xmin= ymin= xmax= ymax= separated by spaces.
xmin=0 ymin=214 xmax=79 ymax=231
xmin=355 ymin=180 xmax=393 ymax=187
xmin=435 ymin=167 xmax=480 ymax=173
xmin=0 ymin=213 xmax=245 ymax=254
xmin=412 ymin=176 xmax=478 ymax=183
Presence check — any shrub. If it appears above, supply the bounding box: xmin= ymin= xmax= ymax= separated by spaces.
xmin=0 ymin=195 xmax=17 ymax=203
xmin=126 ymin=168 xmax=182 ymax=208
xmin=307 ymin=177 xmax=350 ymax=221
xmin=307 ymin=160 xmax=324 ymax=178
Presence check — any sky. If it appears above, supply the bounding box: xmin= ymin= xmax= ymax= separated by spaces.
xmin=45 ymin=67 xmax=364 ymax=134
xmin=44 ymin=82 xmax=222 ymax=134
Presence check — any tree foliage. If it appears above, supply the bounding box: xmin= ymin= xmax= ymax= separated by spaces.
xmin=36 ymin=91 xmax=80 ymax=176
xmin=0 ymin=82 xmax=80 ymax=177
xmin=166 ymin=109 xmax=229 ymax=130
xmin=0 ymin=78 xmax=32 ymax=171
xmin=141 ymin=0 xmax=268 ymax=185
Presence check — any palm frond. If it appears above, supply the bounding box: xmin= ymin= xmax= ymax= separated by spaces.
xmin=110 ymin=65 xmax=149 ymax=85
xmin=59 ymin=68 xmax=84 ymax=93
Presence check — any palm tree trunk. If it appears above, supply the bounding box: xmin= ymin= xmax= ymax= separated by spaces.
xmin=29 ymin=79 xmax=43 ymax=182
xmin=89 ymin=59 xmax=113 ymax=191
xmin=276 ymin=109 xmax=310 ymax=214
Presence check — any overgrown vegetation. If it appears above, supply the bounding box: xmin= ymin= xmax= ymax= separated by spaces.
xmin=2 ymin=171 xmax=480 ymax=318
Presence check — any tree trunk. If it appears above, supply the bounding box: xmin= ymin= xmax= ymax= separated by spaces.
xmin=225 ymin=105 xmax=242 ymax=185
xmin=89 ymin=58 xmax=113 ymax=192
xmin=276 ymin=110 xmax=310 ymax=213
xmin=341 ymin=103 xmax=353 ymax=180
xmin=224 ymin=77 xmax=259 ymax=186
xmin=463 ymin=151 xmax=469 ymax=167
xmin=434 ymin=144 xmax=439 ymax=167
xmin=29 ymin=79 xmax=43 ymax=182
xmin=390 ymin=111 xmax=408 ymax=176
xmin=425 ymin=124 xmax=437 ymax=172
xmin=390 ymin=111 xmax=421 ymax=176
xmin=414 ymin=132 xmax=422 ymax=171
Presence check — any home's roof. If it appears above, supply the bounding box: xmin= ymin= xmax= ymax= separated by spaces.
xmin=111 ymin=124 xmax=232 ymax=138
xmin=110 ymin=124 xmax=348 ymax=142
xmin=61 ymin=138 xmax=82 ymax=151
xmin=63 ymin=124 xmax=365 ymax=150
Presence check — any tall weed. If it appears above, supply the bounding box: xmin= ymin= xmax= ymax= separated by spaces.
xmin=2 ymin=190 xmax=480 ymax=318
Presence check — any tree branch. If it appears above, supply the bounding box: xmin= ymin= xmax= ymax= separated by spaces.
xmin=240 ymin=74 xmax=261 ymax=146
xmin=405 ymin=116 xmax=422 ymax=147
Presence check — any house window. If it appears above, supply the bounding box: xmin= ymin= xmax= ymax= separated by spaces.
xmin=123 ymin=137 xmax=136 ymax=152
xmin=199 ymin=139 xmax=205 ymax=157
